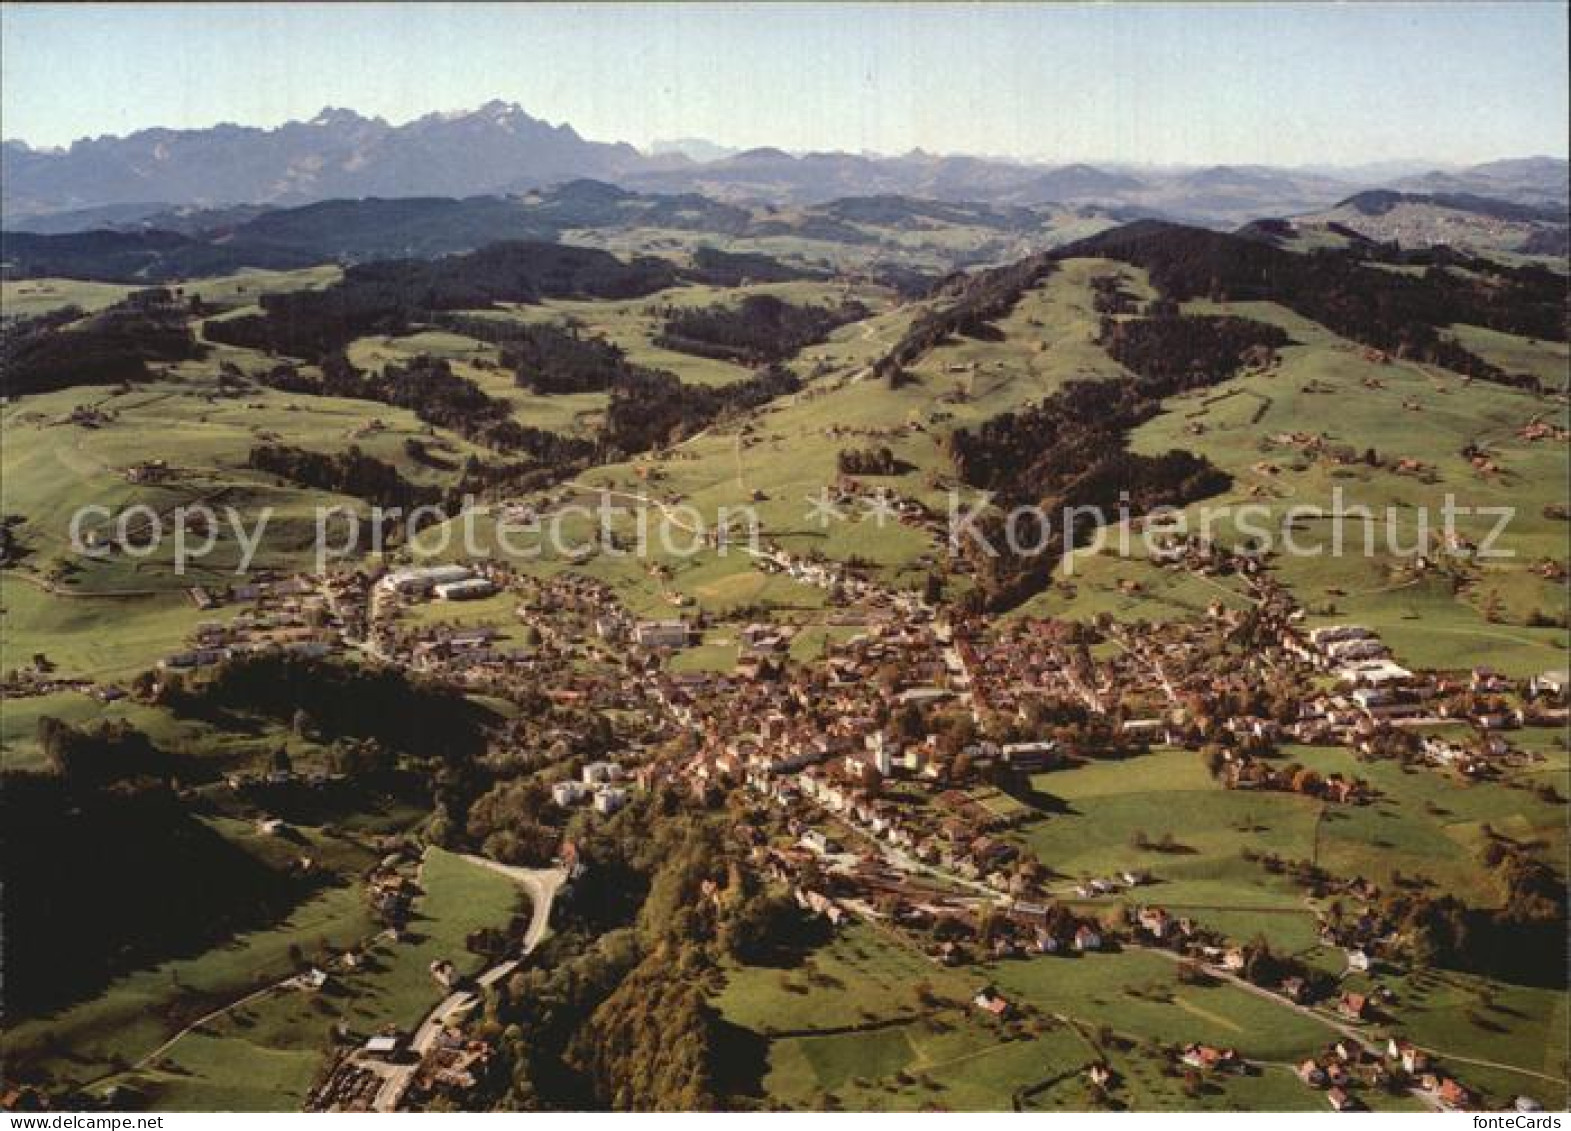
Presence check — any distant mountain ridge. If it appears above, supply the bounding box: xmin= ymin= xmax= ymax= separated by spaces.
xmin=0 ymin=102 xmax=646 ymax=221
xmin=1390 ymin=156 xmax=1569 ymax=208
xmin=3 ymin=101 xmax=1565 ymax=231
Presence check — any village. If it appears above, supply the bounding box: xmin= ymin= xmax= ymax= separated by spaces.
xmin=16 ymin=512 xmax=1565 ymax=1114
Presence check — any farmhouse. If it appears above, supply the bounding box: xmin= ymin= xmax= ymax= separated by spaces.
xmin=1327 ymin=1086 xmax=1360 ymax=1111
xmin=972 ymin=986 xmax=1011 ymax=1017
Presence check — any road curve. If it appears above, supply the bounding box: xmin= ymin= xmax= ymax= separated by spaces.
xmin=371 ymin=857 xmax=567 ymax=1111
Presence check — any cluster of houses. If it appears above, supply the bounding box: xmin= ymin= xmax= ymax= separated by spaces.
xmin=0 ymin=657 xmax=92 ymax=701
xmin=753 ymin=542 xmax=932 ymax=616
xmin=306 ymin=1054 xmax=392 ymax=1112
xmin=406 ymin=1028 xmax=494 ymax=1106
xmin=163 ymin=576 xmax=338 ymax=672
xmin=365 ymin=849 xmax=422 ymax=930
xmin=1296 ymin=1037 xmax=1480 ymax=1112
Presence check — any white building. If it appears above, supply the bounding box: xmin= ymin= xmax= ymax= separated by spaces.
xmin=435 ymin=577 xmax=497 ymax=601
xmin=582 ymin=760 xmax=622 ymax=785
xmin=1309 ymin=624 xmax=1374 ymax=649
xmin=381 ymin=564 xmax=473 ymax=596
xmin=552 ymin=780 xmax=588 ymax=806
xmin=633 ymin=620 xmax=692 ymax=649
xmin=863 ymin=732 xmax=894 ymax=776
xmin=593 ymin=786 xmax=629 ymax=815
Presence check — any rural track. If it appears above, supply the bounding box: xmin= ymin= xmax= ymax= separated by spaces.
xmin=123 ymin=975 xmax=299 ymax=1076
xmin=1134 ymin=945 xmax=1557 ymax=1094
xmin=1406 ymin=1049 xmax=1564 ymax=1087
xmin=1133 ymin=943 xmax=1364 ymax=1040
xmin=3 ymin=568 xmax=172 ymax=600
xmin=563 ymin=481 xmax=703 ymax=534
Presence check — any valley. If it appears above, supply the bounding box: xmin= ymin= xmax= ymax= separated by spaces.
xmin=2 ymin=169 xmax=1567 ymax=1118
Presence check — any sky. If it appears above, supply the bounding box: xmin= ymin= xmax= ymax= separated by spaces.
xmin=2 ymin=2 xmax=1566 ymax=166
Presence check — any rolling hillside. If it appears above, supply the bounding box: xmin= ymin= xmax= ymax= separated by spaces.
xmin=1 ymin=219 xmax=1566 ymax=1113
xmin=1264 ymin=191 xmax=1569 ymax=259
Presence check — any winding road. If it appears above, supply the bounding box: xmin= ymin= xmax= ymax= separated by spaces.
xmin=370 ymin=857 xmax=566 ymax=1112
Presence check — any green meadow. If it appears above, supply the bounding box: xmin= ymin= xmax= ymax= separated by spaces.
xmin=22 ymin=847 xmax=526 ymax=1111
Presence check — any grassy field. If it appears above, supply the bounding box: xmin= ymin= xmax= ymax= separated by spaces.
xmin=0 ymin=354 xmax=506 ymax=681
xmin=2 ymin=277 xmax=135 ymax=317
xmin=37 ymin=847 xmax=526 ymax=1111
xmin=0 ymin=683 xmax=228 ymax=772
xmin=560 ymin=205 xmax=1117 ymax=279
xmin=1447 ymin=322 xmax=1571 ymax=394
xmin=5 ymin=840 xmax=380 ymax=1094
xmin=1372 ymin=966 xmax=1568 ymax=1107
xmin=1023 ymin=749 xmax=1320 ymax=914
xmin=1035 ymin=296 xmax=1571 ymax=675
xmin=391 ymin=589 xmax=535 ymax=646
xmin=0 ymin=371 xmax=491 ymax=588
xmin=714 ymin=916 xmax=1385 ymax=1111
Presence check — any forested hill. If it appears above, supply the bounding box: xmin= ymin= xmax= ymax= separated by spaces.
xmin=201 ymin=241 xmax=680 ymax=359
xmin=0 ymin=183 xmax=1060 ymax=282
xmin=1056 ymin=220 xmax=1568 ymax=390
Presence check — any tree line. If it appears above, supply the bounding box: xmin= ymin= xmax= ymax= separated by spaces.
xmin=3 ymin=288 xmax=204 ymax=396
xmin=1064 ymin=221 xmax=1565 ymax=391
xmin=204 ymin=241 xmax=681 ymax=360
xmin=654 ymin=293 xmax=869 ymax=365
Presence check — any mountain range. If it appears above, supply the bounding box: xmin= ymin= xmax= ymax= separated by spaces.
xmin=5 ymin=101 xmax=1566 ymax=230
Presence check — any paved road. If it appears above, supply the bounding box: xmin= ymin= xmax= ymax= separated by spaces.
xmin=370 ymin=858 xmax=566 ymax=1112
xmin=457 ymin=855 xmax=566 ymax=953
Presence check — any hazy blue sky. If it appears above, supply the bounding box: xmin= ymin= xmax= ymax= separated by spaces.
xmin=2 ymin=2 xmax=1566 ymax=164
